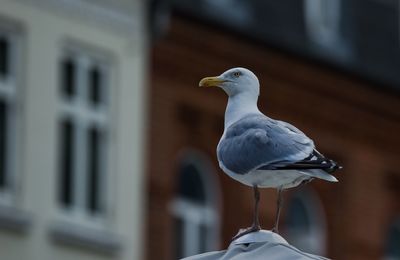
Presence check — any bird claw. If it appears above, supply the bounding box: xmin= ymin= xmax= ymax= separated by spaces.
xmin=231 ymin=225 xmax=261 ymax=241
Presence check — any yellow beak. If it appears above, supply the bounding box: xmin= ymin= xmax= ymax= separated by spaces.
xmin=199 ymin=76 xmax=226 ymax=87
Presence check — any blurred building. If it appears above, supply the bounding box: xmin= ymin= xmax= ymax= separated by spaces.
xmin=0 ymin=1 xmax=147 ymax=260
xmin=147 ymin=0 xmax=400 ymax=259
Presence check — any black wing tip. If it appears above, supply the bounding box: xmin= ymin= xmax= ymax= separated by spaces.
xmin=272 ymin=159 xmax=343 ymax=173
xmin=326 ymin=160 xmax=342 ymax=173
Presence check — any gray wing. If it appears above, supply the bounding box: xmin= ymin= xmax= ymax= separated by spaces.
xmin=217 ymin=114 xmax=315 ymax=175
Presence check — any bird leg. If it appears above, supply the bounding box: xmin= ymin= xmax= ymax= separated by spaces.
xmin=251 ymin=185 xmax=261 ymax=229
xmin=232 ymin=185 xmax=261 ymax=241
xmin=272 ymin=188 xmax=283 ymax=233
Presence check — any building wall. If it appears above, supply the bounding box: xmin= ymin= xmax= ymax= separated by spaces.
xmin=0 ymin=1 xmax=147 ymax=260
xmin=147 ymin=16 xmax=400 ymax=260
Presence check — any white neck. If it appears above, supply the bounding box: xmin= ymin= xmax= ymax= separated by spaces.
xmin=224 ymin=92 xmax=261 ymax=130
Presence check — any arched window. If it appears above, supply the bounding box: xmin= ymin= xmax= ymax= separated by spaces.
xmin=385 ymin=219 xmax=400 ymax=260
xmin=304 ymin=0 xmax=341 ymax=47
xmin=283 ymin=188 xmax=327 ymax=255
xmin=170 ymin=151 xmax=220 ymax=259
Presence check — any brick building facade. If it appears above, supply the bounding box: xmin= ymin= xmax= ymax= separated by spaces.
xmin=146 ymin=15 xmax=400 ymax=260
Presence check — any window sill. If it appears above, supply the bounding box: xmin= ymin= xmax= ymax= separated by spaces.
xmin=49 ymin=220 xmax=123 ymax=255
xmin=0 ymin=204 xmax=33 ymax=233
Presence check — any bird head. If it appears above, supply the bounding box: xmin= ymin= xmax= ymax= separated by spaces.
xmin=199 ymin=67 xmax=260 ymax=97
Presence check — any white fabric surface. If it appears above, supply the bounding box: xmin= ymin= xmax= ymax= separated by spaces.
xmin=182 ymin=230 xmax=330 ymax=260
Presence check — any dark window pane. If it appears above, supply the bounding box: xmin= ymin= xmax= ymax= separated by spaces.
xmin=174 ymin=217 xmax=184 ymax=259
xmin=0 ymin=37 xmax=9 ymax=78
xmin=0 ymin=100 xmax=7 ymax=188
xmin=59 ymin=119 xmax=74 ymax=207
xmin=386 ymin=224 xmax=400 ymax=258
xmin=89 ymin=66 xmax=102 ymax=105
xmin=178 ymin=164 xmax=206 ymax=204
xmin=285 ymin=197 xmax=310 ymax=228
xmin=87 ymin=127 xmax=101 ymax=213
xmin=61 ymin=58 xmax=76 ymax=97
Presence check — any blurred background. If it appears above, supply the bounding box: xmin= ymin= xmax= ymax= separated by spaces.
xmin=0 ymin=0 xmax=399 ymax=259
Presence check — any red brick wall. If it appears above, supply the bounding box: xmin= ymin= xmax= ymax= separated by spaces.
xmin=146 ymin=16 xmax=400 ymax=260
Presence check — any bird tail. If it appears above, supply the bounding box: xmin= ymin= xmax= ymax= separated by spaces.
xmin=301 ymin=169 xmax=338 ymax=182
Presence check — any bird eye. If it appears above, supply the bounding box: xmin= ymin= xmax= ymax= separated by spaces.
xmin=233 ymin=71 xmax=241 ymax=77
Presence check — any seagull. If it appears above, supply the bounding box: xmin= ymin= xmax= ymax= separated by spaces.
xmin=199 ymin=67 xmax=341 ymax=240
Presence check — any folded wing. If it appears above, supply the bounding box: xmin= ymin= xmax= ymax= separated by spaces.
xmin=217 ymin=114 xmax=317 ymax=175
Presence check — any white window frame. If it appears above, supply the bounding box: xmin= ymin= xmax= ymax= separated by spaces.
xmin=170 ymin=151 xmax=221 ymax=258
xmin=304 ymin=0 xmax=342 ymax=47
xmin=0 ymin=27 xmax=20 ymax=206
xmin=57 ymin=46 xmax=110 ymax=228
xmin=204 ymin=0 xmax=251 ymax=25
xmin=283 ymin=188 xmax=327 ymax=255
xmin=170 ymin=198 xmax=218 ymax=257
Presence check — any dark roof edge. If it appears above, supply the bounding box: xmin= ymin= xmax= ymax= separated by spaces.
xmin=172 ymin=9 xmax=400 ymax=98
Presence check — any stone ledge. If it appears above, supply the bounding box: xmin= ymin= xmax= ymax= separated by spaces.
xmin=0 ymin=204 xmax=33 ymax=233
xmin=49 ymin=220 xmax=123 ymax=255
